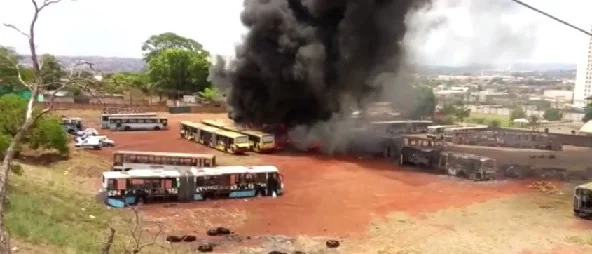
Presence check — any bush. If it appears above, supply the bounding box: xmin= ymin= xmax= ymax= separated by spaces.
xmin=0 ymin=94 xmax=69 ymax=155
xmin=487 ymin=119 xmax=501 ymax=128
xmin=543 ymin=108 xmax=563 ymax=121
xmin=28 ymin=116 xmax=69 ymax=155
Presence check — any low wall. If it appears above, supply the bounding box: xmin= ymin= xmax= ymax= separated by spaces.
xmin=35 ymin=102 xmax=227 ymax=114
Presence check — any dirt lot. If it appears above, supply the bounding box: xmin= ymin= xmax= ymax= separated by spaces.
xmin=59 ymin=109 xmax=592 ymax=253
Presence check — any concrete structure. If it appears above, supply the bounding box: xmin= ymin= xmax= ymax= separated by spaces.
xmin=574 ymin=26 xmax=592 ymax=108
xmin=543 ymin=90 xmax=573 ymax=102
xmin=469 ymin=91 xmax=511 ymax=104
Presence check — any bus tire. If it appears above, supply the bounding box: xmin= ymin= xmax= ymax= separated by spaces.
xmin=124 ymin=126 xmax=131 ymax=131
xmin=153 ymin=126 xmax=161 ymax=131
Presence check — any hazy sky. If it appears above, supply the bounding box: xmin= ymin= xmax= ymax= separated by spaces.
xmin=0 ymin=0 xmax=591 ymax=65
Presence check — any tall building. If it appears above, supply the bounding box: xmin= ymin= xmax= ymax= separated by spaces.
xmin=574 ymin=27 xmax=592 ymax=107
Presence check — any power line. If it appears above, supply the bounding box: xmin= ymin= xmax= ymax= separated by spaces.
xmin=509 ymin=0 xmax=592 ymax=37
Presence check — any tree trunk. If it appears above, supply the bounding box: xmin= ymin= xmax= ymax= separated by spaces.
xmin=0 ymin=94 xmax=37 ymax=254
xmin=101 ymin=227 xmax=116 ymax=254
xmin=0 ymin=124 xmax=31 ymax=254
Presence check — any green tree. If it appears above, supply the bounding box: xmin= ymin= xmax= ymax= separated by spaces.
xmin=27 ymin=116 xmax=69 ymax=155
xmin=528 ymin=114 xmax=540 ymax=130
xmin=148 ymin=48 xmax=211 ymax=99
xmin=198 ymin=86 xmax=219 ymax=101
xmin=142 ymin=32 xmax=209 ymax=63
xmin=543 ymin=108 xmax=563 ymax=121
xmin=0 ymin=94 xmax=68 ymax=154
xmin=0 ymin=46 xmax=35 ymax=88
xmin=509 ymin=106 xmax=527 ymax=121
xmin=408 ymin=86 xmax=436 ymax=119
xmin=39 ymin=54 xmax=63 ymax=90
xmin=584 ymin=104 xmax=592 ymax=122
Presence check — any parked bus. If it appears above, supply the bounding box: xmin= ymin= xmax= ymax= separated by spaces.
xmin=100 ymin=113 xmax=157 ymax=128
xmin=574 ymin=181 xmax=592 ymax=218
xmin=427 ymin=125 xmax=459 ymax=140
xmin=101 ymin=165 xmax=284 ymax=207
xmin=62 ymin=117 xmax=83 ymax=134
xmin=107 ymin=115 xmax=168 ymax=131
xmin=370 ymin=120 xmax=433 ymax=134
xmin=442 ymin=125 xmax=488 ymax=141
xmin=112 ymin=150 xmax=216 ymax=171
xmin=201 ymin=119 xmax=276 ymax=153
xmin=180 ymin=121 xmax=251 ymax=154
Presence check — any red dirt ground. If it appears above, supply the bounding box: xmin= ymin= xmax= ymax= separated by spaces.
xmin=83 ymin=114 xmax=533 ymax=237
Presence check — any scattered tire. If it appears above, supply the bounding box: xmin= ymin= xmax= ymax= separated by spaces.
xmin=326 ymin=240 xmax=340 ymax=248
xmin=293 ymin=251 xmax=306 ymax=254
xmin=182 ymin=235 xmax=196 ymax=242
xmin=166 ymin=235 xmax=182 ymax=243
xmin=216 ymin=227 xmax=231 ymax=235
xmin=268 ymin=251 xmax=286 ymax=254
xmin=197 ymin=243 xmax=214 ymax=253
xmin=206 ymin=228 xmax=218 ymax=236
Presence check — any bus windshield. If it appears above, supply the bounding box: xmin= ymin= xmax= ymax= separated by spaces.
xmin=235 ymin=136 xmax=249 ymax=144
xmin=262 ymin=134 xmax=274 ymax=143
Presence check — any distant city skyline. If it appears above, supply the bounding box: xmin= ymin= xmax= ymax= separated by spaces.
xmin=0 ymin=0 xmax=591 ymax=65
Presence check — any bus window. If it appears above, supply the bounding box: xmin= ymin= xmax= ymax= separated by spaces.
xmin=113 ymin=154 xmax=123 ymax=166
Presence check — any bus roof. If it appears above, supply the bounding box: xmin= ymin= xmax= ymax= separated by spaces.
xmin=214 ymin=129 xmax=247 ymax=139
xmin=103 ymin=165 xmax=279 ymax=179
xmin=242 ymin=130 xmax=271 ymax=137
xmin=114 ymin=150 xmax=215 ymax=159
xmin=180 ymin=121 xmax=204 ymax=129
xmin=191 ymin=165 xmax=278 ymax=175
xmin=578 ymin=181 xmax=592 ymax=190
xmin=102 ymin=113 xmax=157 ymax=116
xmin=202 ymin=119 xmax=245 ymax=132
xmin=103 ymin=169 xmax=182 ymax=179
xmin=427 ymin=125 xmax=458 ymax=129
xmin=371 ymin=120 xmax=433 ymax=124
xmin=108 ymin=115 xmax=165 ymax=120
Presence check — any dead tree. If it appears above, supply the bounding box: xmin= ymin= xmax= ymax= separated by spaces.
xmin=122 ymin=207 xmax=165 ymax=254
xmin=0 ymin=1 xmax=100 ymax=253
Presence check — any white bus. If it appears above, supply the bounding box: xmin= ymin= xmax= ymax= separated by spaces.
xmin=112 ymin=150 xmax=216 ymax=171
xmin=101 ymin=165 xmax=284 ymax=207
xmin=100 ymin=113 xmax=157 ymax=128
xmin=427 ymin=125 xmax=459 ymax=140
xmin=107 ymin=115 xmax=168 ymax=131
xmin=442 ymin=125 xmax=488 ymax=141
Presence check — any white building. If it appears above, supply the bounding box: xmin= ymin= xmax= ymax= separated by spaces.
xmin=574 ymin=26 xmax=592 ymax=108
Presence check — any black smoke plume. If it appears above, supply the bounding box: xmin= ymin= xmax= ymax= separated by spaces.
xmin=210 ymin=0 xmax=432 ymax=127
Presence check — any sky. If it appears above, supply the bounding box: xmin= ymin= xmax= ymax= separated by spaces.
xmin=0 ymin=0 xmax=591 ymax=65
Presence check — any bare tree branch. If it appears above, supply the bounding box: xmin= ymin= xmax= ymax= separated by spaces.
xmin=101 ymin=227 xmax=116 ymax=254
xmin=1 ymin=24 xmax=29 ymax=38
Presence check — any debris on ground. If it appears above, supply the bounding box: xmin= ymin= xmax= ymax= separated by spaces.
xmin=528 ymin=181 xmax=562 ymax=195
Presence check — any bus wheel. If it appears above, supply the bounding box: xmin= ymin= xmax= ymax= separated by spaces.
xmin=153 ymin=126 xmax=161 ymax=131
xmin=124 ymin=126 xmax=131 ymax=131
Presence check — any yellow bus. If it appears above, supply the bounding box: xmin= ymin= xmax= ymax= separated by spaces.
xmin=201 ymin=119 xmax=276 ymax=153
xmin=212 ymin=129 xmax=251 ymax=154
xmin=180 ymin=121 xmax=250 ymax=154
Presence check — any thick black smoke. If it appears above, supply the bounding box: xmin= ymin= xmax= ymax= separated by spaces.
xmin=210 ymin=0 xmax=431 ymax=127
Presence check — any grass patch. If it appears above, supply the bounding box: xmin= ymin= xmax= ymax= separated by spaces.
xmin=467 ymin=112 xmax=511 ymax=127
xmin=6 ymin=174 xmax=112 ymax=253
